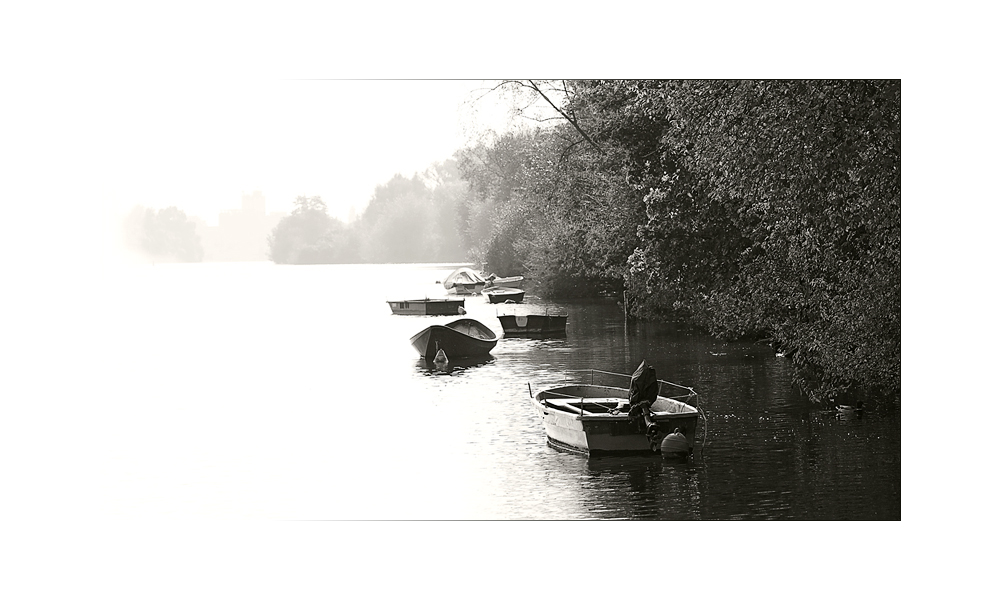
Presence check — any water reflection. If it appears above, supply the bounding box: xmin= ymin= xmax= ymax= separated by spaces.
xmin=494 ymin=337 xmax=570 ymax=354
xmin=570 ymin=455 xmax=707 ymax=519
xmin=416 ymin=355 xmax=496 ymax=376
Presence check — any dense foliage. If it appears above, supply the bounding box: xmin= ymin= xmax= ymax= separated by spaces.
xmin=123 ymin=205 xmax=204 ymax=262
xmin=457 ymin=80 xmax=900 ymax=402
xmin=456 ymin=127 xmax=641 ymax=297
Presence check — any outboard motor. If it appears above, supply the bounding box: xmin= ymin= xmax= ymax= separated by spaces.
xmin=627 ymin=360 xmax=664 ymax=449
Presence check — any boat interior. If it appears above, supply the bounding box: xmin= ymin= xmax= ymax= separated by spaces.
xmin=446 ymin=320 xmax=496 ymax=340
xmin=538 ymin=386 xmax=697 ymax=416
xmin=543 ymin=398 xmax=629 ymax=416
xmin=544 ymin=397 xmax=696 ymax=416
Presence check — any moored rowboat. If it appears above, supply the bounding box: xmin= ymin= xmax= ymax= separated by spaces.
xmin=409 ymin=318 xmax=498 ymax=362
xmin=484 ymin=287 xmax=525 ymax=304
xmin=531 ymin=363 xmax=699 ymax=456
xmin=387 ymin=298 xmax=465 ymax=315
xmin=497 ymin=312 xmax=567 ymax=336
xmin=484 ymin=275 xmax=524 ymax=288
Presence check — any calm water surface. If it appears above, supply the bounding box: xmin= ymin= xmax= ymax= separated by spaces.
xmin=100 ymin=262 xmax=900 ymax=520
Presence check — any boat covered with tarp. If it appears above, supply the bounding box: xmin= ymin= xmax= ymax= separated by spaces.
xmin=442 ymin=267 xmax=487 ymax=295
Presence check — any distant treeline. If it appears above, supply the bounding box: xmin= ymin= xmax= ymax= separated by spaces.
xmin=267 ymin=160 xmax=468 ymax=264
xmin=454 ymin=80 xmax=900 ymax=403
xmin=123 ymin=205 xmax=204 ymax=263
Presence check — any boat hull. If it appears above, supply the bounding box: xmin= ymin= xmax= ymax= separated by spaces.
xmin=532 ymin=384 xmax=698 ymax=456
xmin=448 ymin=282 xmax=485 ymax=295
xmin=409 ymin=318 xmax=498 ymax=361
xmin=443 ymin=267 xmax=486 ymax=295
xmin=485 ymin=275 xmax=524 ymax=288
xmin=485 ymin=288 xmax=525 ymax=304
xmin=387 ymin=298 xmax=465 ymax=315
xmin=498 ymin=314 xmax=567 ymax=337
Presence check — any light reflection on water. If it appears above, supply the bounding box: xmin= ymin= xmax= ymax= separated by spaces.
xmin=99 ymin=262 xmax=900 ymax=520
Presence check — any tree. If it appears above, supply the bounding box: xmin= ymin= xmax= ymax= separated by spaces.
xmin=123 ymin=205 xmax=204 ymax=262
xmin=355 ymin=162 xmax=470 ymax=263
xmin=587 ymin=80 xmax=901 ymax=401
xmin=464 ymin=79 xmax=901 ymax=402
xmin=267 ymin=196 xmax=356 ymax=264
xmin=456 ymin=84 xmax=647 ymax=296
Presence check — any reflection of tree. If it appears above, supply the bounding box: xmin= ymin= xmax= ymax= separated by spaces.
xmin=123 ymin=205 xmax=204 ymax=262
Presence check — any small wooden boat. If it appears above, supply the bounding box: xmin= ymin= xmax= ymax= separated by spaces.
xmin=531 ymin=363 xmax=699 ymax=456
xmin=484 ymin=287 xmax=525 ymax=304
xmin=497 ymin=310 xmax=567 ymax=336
xmin=484 ymin=274 xmax=525 ymax=289
xmin=409 ymin=318 xmax=498 ymax=362
xmin=442 ymin=267 xmax=486 ymax=295
xmin=387 ymin=298 xmax=465 ymax=316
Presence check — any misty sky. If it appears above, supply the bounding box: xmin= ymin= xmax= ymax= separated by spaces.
xmin=3 ymin=77 xmax=549 ymax=266
xmin=102 ymin=79 xmax=532 ymax=224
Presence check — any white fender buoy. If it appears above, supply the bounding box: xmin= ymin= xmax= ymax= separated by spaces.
xmin=660 ymin=428 xmax=689 ymax=455
xmin=434 ymin=348 xmax=449 ymax=364
xmin=458 ymin=306 xmax=466 ymax=314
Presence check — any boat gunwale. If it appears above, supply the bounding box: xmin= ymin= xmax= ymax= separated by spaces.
xmin=537 ymin=386 xmax=698 ymax=420
xmin=537 ymin=370 xmax=698 ymax=405
xmin=386 ymin=298 xmax=465 ymax=304
xmin=409 ymin=318 xmax=498 ymax=344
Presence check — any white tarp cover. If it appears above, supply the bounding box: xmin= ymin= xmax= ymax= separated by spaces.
xmin=443 ymin=267 xmax=485 ymax=289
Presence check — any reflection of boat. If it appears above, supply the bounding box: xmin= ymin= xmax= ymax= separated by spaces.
xmin=443 ymin=267 xmax=486 ymax=295
xmin=484 ymin=287 xmax=525 ymax=304
xmin=419 ymin=355 xmax=496 ymax=375
xmin=387 ymin=298 xmax=465 ymax=315
xmin=531 ymin=363 xmax=699 ymax=456
xmin=497 ymin=308 xmax=567 ymax=336
xmin=409 ymin=318 xmax=498 ymax=362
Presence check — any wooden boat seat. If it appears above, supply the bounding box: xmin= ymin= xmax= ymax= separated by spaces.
xmin=544 ymin=395 xmax=694 ymax=417
xmin=544 ymin=398 xmax=623 ymax=416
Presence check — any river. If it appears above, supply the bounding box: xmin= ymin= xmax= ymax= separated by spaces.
xmin=82 ymin=261 xmax=901 ymax=520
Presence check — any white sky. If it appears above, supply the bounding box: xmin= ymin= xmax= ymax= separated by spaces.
xmin=98 ymin=79 xmax=532 ymax=224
